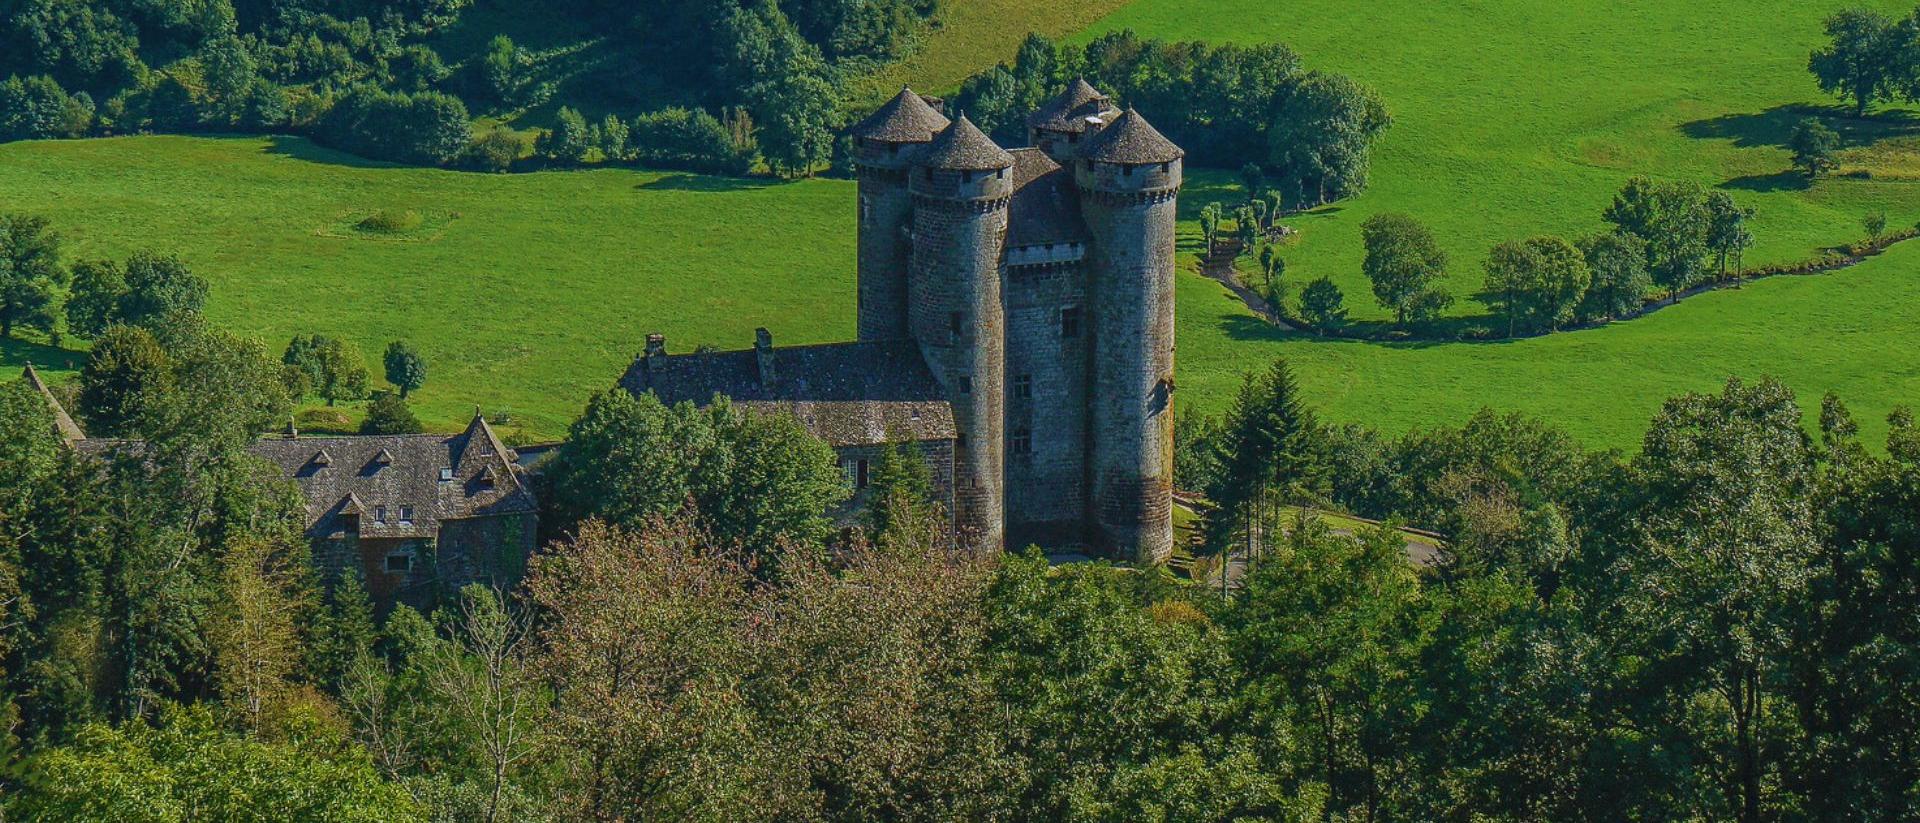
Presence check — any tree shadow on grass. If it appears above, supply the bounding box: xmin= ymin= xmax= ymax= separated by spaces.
xmin=1 ymin=336 xmax=85 ymax=373
xmin=1681 ymin=104 xmax=1920 ymax=150
xmin=1724 ymin=171 xmax=1813 ymax=193
xmin=259 ymin=135 xmax=406 ymax=170
xmin=636 ymin=173 xmax=772 ymax=193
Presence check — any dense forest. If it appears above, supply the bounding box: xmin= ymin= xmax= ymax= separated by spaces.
xmin=0 ymin=1 xmax=1392 ymax=185
xmin=0 ymin=0 xmax=936 ymax=171
xmin=1 ymin=273 xmax=1916 ymax=819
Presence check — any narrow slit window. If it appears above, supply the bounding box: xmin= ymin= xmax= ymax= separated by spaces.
xmin=1014 ymin=374 xmax=1032 ymax=399
xmin=1012 ymin=429 xmax=1032 ymax=456
xmin=857 ymin=459 xmax=870 ymax=488
xmin=1061 ymin=307 xmax=1081 ymax=338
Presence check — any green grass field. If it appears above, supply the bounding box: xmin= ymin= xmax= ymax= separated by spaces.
xmin=4 ymin=0 xmax=1918 ymax=449
xmin=1083 ymin=0 xmax=1920 ymax=323
xmin=0 ymin=136 xmax=858 ymax=439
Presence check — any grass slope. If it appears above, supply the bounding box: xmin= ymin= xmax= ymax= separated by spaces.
xmin=1086 ymin=0 xmax=1920 ymax=323
xmin=1176 ymin=240 xmax=1920 ymax=451
xmin=0 ymin=135 xmax=856 ymax=439
xmin=855 ymin=0 xmax=1135 ymax=102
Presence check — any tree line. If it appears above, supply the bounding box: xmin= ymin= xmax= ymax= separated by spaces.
xmin=0 ymin=0 xmax=938 ymax=174
xmin=952 ymin=32 xmax=1392 ymax=207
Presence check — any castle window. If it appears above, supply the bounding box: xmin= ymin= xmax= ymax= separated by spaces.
xmin=949 ymin=311 xmax=964 ymax=343
xmin=1061 ymin=307 xmax=1081 ymax=338
xmin=1014 ymin=374 xmax=1032 ymax=399
xmin=1160 ymin=162 xmax=1170 ymax=173
xmin=958 ymin=375 xmax=972 ymax=395
xmin=1012 ymin=429 xmax=1032 ymax=456
xmin=399 ymin=506 xmax=414 ymax=525
xmin=376 ymin=505 xmax=388 ymax=523
xmin=856 ymin=460 xmax=870 ymax=488
xmin=859 ymin=196 xmax=872 ymax=225
xmin=439 ymin=467 xmax=455 ymax=482
xmin=385 ymin=552 xmax=413 ymax=574
xmin=961 ymin=170 xmax=972 ymax=183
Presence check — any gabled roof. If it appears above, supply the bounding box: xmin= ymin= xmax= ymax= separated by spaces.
xmin=1077 ymin=108 xmax=1184 ymax=165
xmin=620 ymin=339 xmax=956 ymax=447
xmin=21 ymin=364 xmax=86 ymax=445
xmin=248 ymin=429 xmax=535 ymax=541
xmin=920 ymin=115 xmax=1014 ymax=171
xmin=1027 ymin=78 xmax=1117 ymax=133
xmin=849 ymin=86 xmax=951 ymax=143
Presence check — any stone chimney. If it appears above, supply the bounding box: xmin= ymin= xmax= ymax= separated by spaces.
xmin=644 ymin=333 xmax=667 ymax=359
xmin=754 ymin=328 xmax=776 ymax=390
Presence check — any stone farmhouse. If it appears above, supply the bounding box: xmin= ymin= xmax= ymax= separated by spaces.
xmin=623 ymin=80 xmax=1184 ymax=563
xmin=25 ymin=364 xmax=536 ymax=610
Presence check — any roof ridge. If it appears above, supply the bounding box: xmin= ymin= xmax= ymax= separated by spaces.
xmin=1077 ymin=108 xmax=1185 ymax=164
xmin=22 ymin=363 xmax=88 ymax=444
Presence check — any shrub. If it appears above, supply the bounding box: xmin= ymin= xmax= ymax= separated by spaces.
xmin=538 ymin=106 xmax=593 ymax=165
xmin=630 ymin=107 xmax=755 ymax=175
xmin=356 ymin=209 xmax=424 ymax=234
xmin=462 ymin=126 xmax=525 ymax=172
xmin=318 ymin=86 xmax=472 ymax=166
xmin=0 ymin=75 xmax=94 ymax=140
xmin=360 ymin=392 xmax=423 ymax=435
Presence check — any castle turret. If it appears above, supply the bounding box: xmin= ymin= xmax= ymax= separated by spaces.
xmin=850 ymin=87 xmax=950 ymax=341
xmin=1027 ymin=78 xmax=1119 ymax=165
xmin=1074 ymin=108 xmax=1183 ymax=564
xmin=909 ymin=115 xmax=1014 ymax=551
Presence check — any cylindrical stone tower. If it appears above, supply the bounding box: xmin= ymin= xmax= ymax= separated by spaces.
xmin=1075 ymin=109 xmax=1183 ymax=565
xmin=909 ymin=115 xmax=1014 ymax=552
xmin=849 ymin=87 xmax=949 ymax=341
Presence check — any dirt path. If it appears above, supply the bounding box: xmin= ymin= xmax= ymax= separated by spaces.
xmin=1197 ymin=241 xmax=1297 ymax=331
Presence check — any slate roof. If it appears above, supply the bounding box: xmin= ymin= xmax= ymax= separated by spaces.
xmin=20 ymin=364 xmax=86 ymax=444
xmin=849 ymin=86 xmax=951 ymax=142
xmin=620 ymin=339 xmax=956 ymax=447
xmin=920 ymin=115 xmax=1014 ymax=171
xmin=244 ymin=414 xmax=533 ymax=541
xmin=1078 ymin=108 xmax=1185 ymax=165
xmin=1027 ymin=78 xmax=1117 ymax=133
xmin=1006 ymin=149 xmax=1087 ymax=248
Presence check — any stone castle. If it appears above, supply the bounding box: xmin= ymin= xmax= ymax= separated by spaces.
xmin=624 ymin=80 xmax=1184 ymax=563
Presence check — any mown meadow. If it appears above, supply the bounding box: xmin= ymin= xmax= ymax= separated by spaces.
xmin=1086 ymin=0 xmax=1920 ymax=322
xmin=4 ymin=0 xmax=1918 ymax=447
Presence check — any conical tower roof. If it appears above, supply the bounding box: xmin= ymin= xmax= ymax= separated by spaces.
xmin=1027 ymin=77 xmax=1114 ymax=132
xmin=849 ymin=86 xmax=951 ymax=143
xmin=920 ymin=114 xmax=1014 ymax=171
xmin=1077 ymin=108 xmax=1184 ymax=165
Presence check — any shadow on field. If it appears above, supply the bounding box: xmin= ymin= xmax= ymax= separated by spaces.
xmin=1681 ymin=104 xmax=1920 ymax=150
xmin=1 ymin=337 xmax=84 ymax=373
xmin=1724 ymin=171 xmax=1812 ymax=192
xmin=260 ymin=136 xmax=403 ymax=170
xmin=637 ymin=174 xmax=771 ymax=193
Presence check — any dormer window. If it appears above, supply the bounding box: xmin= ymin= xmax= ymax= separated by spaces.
xmin=376 ymin=505 xmax=388 ymax=523
xmin=311 ymin=449 xmax=333 ymax=468
xmin=439 ymin=467 xmax=455 ymax=482
xmin=398 ymin=506 xmax=414 ymax=525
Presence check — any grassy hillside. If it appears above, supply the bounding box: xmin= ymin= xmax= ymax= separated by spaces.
xmin=1176 ymin=239 xmax=1920 ymax=452
xmin=1085 ymin=0 xmax=1920 ymax=323
xmin=4 ymin=134 xmax=1914 ymax=449
xmin=0 ymin=136 xmax=856 ymax=440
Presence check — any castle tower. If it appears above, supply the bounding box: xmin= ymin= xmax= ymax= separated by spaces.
xmin=1074 ymin=109 xmax=1183 ymax=564
xmin=849 ymin=87 xmax=949 ymax=341
xmin=909 ymin=115 xmax=1014 ymax=551
xmin=1026 ymin=78 xmax=1118 ymax=165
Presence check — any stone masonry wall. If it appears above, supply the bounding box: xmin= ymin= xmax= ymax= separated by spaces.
xmin=909 ymin=166 xmax=1010 ymax=552
xmin=1077 ymin=158 xmax=1180 ymax=564
xmin=855 ymin=141 xmax=918 ymax=341
xmin=1003 ymin=260 xmax=1090 ymax=548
